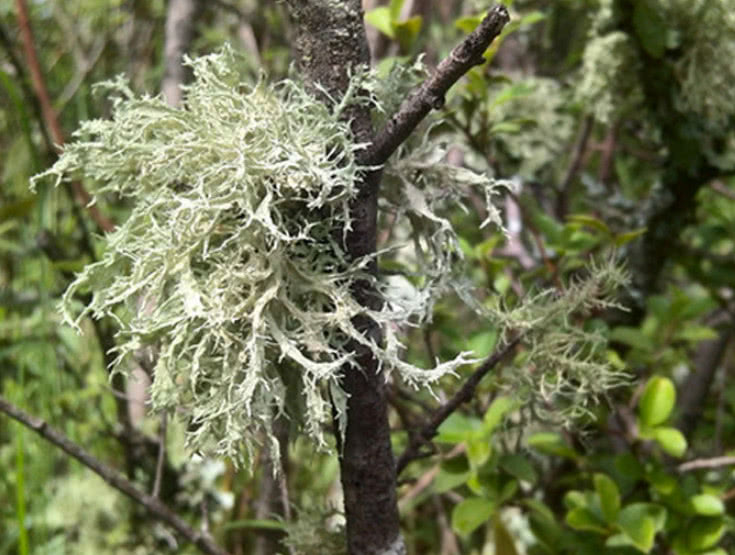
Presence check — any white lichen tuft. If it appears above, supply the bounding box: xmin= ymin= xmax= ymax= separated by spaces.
xmin=31 ymin=47 xmax=490 ymax=465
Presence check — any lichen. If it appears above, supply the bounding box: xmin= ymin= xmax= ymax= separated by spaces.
xmin=575 ymin=31 xmax=643 ymax=125
xmin=31 ymin=47 xmax=496 ymax=466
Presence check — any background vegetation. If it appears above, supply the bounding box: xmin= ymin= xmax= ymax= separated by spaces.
xmin=1 ymin=0 xmax=734 ymax=553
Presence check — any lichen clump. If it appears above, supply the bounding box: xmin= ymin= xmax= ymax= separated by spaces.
xmin=32 ymin=48 xmax=476 ymax=464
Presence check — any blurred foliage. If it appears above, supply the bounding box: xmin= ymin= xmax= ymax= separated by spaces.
xmin=1 ymin=0 xmax=735 ymax=554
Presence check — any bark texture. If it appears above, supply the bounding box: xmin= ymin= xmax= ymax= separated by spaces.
xmin=284 ymin=1 xmax=402 ymax=553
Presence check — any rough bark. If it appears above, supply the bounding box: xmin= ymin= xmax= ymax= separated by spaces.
xmin=284 ymin=2 xmax=400 ymax=553
xmin=283 ymin=3 xmax=510 ymax=551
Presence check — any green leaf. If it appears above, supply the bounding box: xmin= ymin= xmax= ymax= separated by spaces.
xmin=433 ymin=466 xmax=471 ymax=494
xmin=365 ymin=6 xmax=395 ymax=38
xmin=467 ymin=437 xmax=492 ymax=467
xmin=468 ymin=330 xmax=499 ymax=359
xmin=563 ymin=490 xmax=586 ymax=510
xmin=609 ymin=326 xmax=654 ymax=351
xmin=687 ymin=517 xmax=725 ymax=551
xmin=452 ymin=497 xmax=495 ymax=536
xmin=646 ymin=468 xmax=676 ymax=495
xmin=500 ymin=454 xmax=538 ymax=484
xmin=455 ymin=14 xmax=484 ymax=34
xmin=483 ymin=396 xmax=515 ymax=434
xmin=494 ymin=515 xmax=521 ymax=555
xmin=394 ymin=16 xmax=422 ymax=52
xmin=0 ymin=197 xmax=36 ymax=222
xmin=490 ymin=82 xmax=536 ymax=108
xmin=566 ymin=214 xmax=610 ymax=235
xmin=436 ymin=412 xmax=482 ymax=443
xmin=534 ymin=213 xmax=564 ymax=245
xmin=638 ymin=376 xmax=676 ymax=427
xmin=674 ymin=324 xmax=718 ymax=343
xmin=489 ymin=121 xmax=523 ymax=134
xmin=527 ymin=432 xmax=578 ymax=459
xmin=651 ymin=426 xmax=687 ymax=458
xmin=616 ymin=504 xmax=658 ymax=552
xmin=565 ymin=507 xmax=608 ymax=534
xmin=633 ymin=0 xmax=668 ymax=58
xmin=614 ymin=228 xmax=647 ymax=246
xmin=519 ymin=11 xmax=546 ymax=26
xmin=594 ymin=473 xmax=621 ymax=523
xmin=690 ymin=494 xmax=725 ymax=516
xmin=388 ymin=0 xmax=404 ymax=20
xmin=525 ymin=499 xmax=562 ymax=548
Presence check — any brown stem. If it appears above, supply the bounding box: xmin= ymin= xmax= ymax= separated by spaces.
xmin=597 ymin=121 xmax=618 ymax=187
xmin=162 ymin=0 xmax=202 ymax=107
xmin=361 ymin=5 xmax=510 ymax=167
xmin=285 ymin=3 xmax=510 ymax=552
xmin=678 ymin=456 xmax=735 ymax=473
xmin=396 ymin=335 xmax=521 ymax=474
xmin=15 ymin=0 xmax=115 ymax=233
xmin=556 ymin=115 xmax=593 ymax=218
xmin=0 ymin=396 xmax=229 ymax=555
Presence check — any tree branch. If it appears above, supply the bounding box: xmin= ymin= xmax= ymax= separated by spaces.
xmin=0 ymin=396 xmax=229 ymax=555
xmin=678 ymin=456 xmax=735 ymax=473
xmin=360 ymin=5 xmax=510 ymax=167
xmin=162 ymin=0 xmax=202 ymax=107
xmin=396 ymin=335 xmax=521 ymax=474
xmin=15 ymin=0 xmax=115 ymax=233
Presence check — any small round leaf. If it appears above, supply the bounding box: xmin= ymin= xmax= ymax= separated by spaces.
xmin=639 ymin=376 xmax=676 ymax=427
xmin=690 ymin=494 xmax=725 ymax=516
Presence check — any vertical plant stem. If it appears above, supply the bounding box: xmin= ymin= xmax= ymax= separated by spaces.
xmin=284 ymin=1 xmax=402 ymax=552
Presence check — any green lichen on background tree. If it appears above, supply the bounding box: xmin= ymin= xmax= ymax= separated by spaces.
xmin=579 ymin=0 xmax=735 ymax=134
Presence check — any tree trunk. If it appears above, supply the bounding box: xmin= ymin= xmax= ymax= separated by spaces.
xmin=284 ymin=1 xmax=403 ymax=553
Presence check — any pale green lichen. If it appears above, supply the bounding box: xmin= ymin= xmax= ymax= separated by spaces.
xmin=488 ymin=77 xmax=575 ymax=179
xmin=575 ymin=31 xmax=643 ymax=125
xmin=667 ymin=0 xmax=735 ymax=131
xmin=489 ymin=258 xmax=630 ymax=426
xmin=31 ymin=47 xmax=493 ymax=465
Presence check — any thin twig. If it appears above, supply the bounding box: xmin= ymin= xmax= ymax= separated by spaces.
xmin=710 ymin=180 xmax=735 ymax=201
xmin=678 ymin=455 xmax=735 ymax=473
xmin=15 ymin=0 xmax=115 ymax=233
xmin=0 ymin=396 xmax=229 ymax=555
xmin=360 ymin=5 xmax=510 ymax=167
xmin=152 ymin=412 xmax=168 ymax=498
xmin=0 ymin=21 xmax=54 ymax=154
xmin=396 ymin=335 xmax=521 ymax=474
xmin=556 ymin=115 xmax=593 ymax=218
xmin=597 ymin=122 xmax=618 ymax=187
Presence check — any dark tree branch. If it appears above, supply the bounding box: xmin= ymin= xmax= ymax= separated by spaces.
xmin=285 ymin=3 xmax=510 ymax=552
xmin=396 ymin=335 xmax=521 ymax=474
xmin=0 ymin=396 xmax=229 ymax=555
xmin=360 ymin=5 xmax=510 ymax=167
